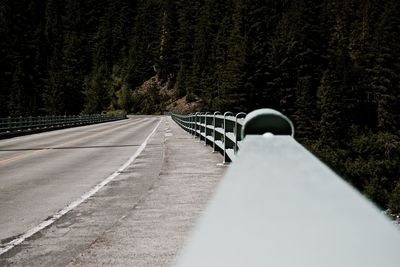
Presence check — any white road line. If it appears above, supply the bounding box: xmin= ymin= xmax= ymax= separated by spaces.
xmin=0 ymin=118 xmax=163 ymax=256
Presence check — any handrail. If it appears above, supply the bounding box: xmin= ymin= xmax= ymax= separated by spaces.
xmin=234 ymin=112 xmax=247 ymax=153
xmin=170 ymin=108 xmax=400 ymax=267
xmin=223 ymin=112 xmax=234 ymax=164
xmin=170 ymin=109 xmax=292 ymax=164
xmin=0 ymin=114 xmax=127 ymax=138
xmin=195 ymin=112 xmax=200 ymax=139
xmin=212 ymin=111 xmax=221 ymax=153
xmin=204 ymin=112 xmax=211 ymax=146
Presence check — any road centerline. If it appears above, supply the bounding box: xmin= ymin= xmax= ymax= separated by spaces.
xmin=0 ymin=118 xmax=149 ymax=167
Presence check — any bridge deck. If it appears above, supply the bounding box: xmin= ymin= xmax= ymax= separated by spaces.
xmin=0 ymin=117 xmax=225 ymax=266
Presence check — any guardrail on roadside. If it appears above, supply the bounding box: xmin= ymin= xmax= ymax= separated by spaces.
xmin=171 ymin=108 xmax=400 ymax=267
xmin=170 ymin=109 xmax=294 ymax=164
xmin=0 ymin=114 xmax=127 ymax=138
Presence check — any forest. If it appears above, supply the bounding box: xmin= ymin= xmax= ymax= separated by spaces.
xmin=0 ymin=0 xmax=399 ymax=215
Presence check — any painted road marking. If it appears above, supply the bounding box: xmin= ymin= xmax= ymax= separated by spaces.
xmin=0 ymin=118 xmax=162 ymax=256
xmin=0 ymin=118 xmax=131 ymax=146
xmin=0 ymin=118 xmax=149 ymax=167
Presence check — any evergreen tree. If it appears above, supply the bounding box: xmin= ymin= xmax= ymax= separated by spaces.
xmin=316 ymin=0 xmax=360 ymax=146
xmin=173 ymin=0 xmax=202 ymax=98
xmin=1 ymin=0 xmax=400 ymax=212
xmin=59 ymin=0 xmax=90 ymax=114
xmin=212 ymin=0 xmax=248 ymax=111
xmin=292 ymin=0 xmax=325 ymax=141
xmin=0 ymin=0 xmax=11 ymax=116
xmin=192 ymin=0 xmax=228 ymax=102
xmin=43 ymin=0 xmax=65 ymax=114
xmin=212 ymin=14 xmax=232 ymax=108
xmin=126 ymin=0 xmax=161 ymax=87
xmin=244 ymin=0 xmax=281 ymax=110
xmin=83 ymin=65 xmax=109 ymax=114
xmin=158 ymin=0 xmax=178 ymax=85
xmin=367 ymin=0 xmax=400 ymax=132
xmin=8 ymin=63 xmax=26 ymax=116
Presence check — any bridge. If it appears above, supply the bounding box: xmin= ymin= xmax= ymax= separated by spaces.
xmin=0 ymin=110 xmax=399 ymax=266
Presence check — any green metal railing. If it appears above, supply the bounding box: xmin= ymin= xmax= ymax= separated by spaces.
xmin=172 ymin=111 xmax=244 ymax=164
xmin=0 ymin=114 xmax=127 ymax=138
xmin=171 ymin=109 xmax=294 ymax=164
xmin=171 ymin=108 xmax=400 ymax=267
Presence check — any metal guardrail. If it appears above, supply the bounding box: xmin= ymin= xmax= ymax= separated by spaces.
xmin=0 ymin=114 xmax=127 ymax=138
xmin=171 ymin=109 xmax=294 ymax=164
xmin=171 ymin=108 xmax=400 ymax=267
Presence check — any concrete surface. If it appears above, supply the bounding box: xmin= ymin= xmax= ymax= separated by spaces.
xmin=0 ymin=116 xmax=225 ymax=266
xmin=174 ymin=135 xmax=400 ymax=267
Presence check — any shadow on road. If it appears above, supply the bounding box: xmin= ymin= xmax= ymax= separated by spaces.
xmin=0 ymin=144 xmax=142 ymax=152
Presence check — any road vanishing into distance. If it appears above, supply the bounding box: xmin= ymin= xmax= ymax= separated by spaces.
xmin=0 ymin=116 xmax=160 ymax=242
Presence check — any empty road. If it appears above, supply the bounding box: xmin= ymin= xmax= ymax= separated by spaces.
xmin=0 ymin=116 xmax=161 ymax=242
xmin=0 ymin=115 xmax=225 ymax=266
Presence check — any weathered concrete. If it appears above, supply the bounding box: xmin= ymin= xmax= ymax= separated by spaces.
xmin=0 ymin=116 xmax=225 ymax=266
xmin=0 ymin=117 xmax=159 ymax=241
xmin=174 ymin=135 xmax=400 ymax=267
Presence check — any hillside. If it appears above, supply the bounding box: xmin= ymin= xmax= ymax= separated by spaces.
xmin=0 ymin=0 xmax=400 ymax=214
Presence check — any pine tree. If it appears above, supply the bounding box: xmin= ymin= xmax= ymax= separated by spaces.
xmin=8 ymin=63 xmax=26 ymax=116
xmin=4 ymin=0 xmax=46 ymax=116
xmin=192 ymin=0 xmax=228 ymax=101
xmin=0 ymin=0 xmax=11 ymax=116
xmin=244 ymin=0 xmax=280 ymax=110
xmin=158 ymin=0 xmax=178 ymax=85
xmin=173 ymin=0 xmax=202 ymax=98
xmin=118 ymin=84 xmax=132 ymax=112
xmin=126 ymin=0 xmax=161 ymax=87
xmin=212 ymin=13 xmax=232 ymax=109
xmin=368 ymin=0 xmax=400 ymax=132
xmin=83 ymin=65 xmax=109 ymax=114
xmin=316 ymin=0 xmax=361 ymax=146
xmin=59 ymin=0 xmax=91 ymax=114
xmin=43 ymin=0 xmax=65 ymax=114
xmin=213 ymin=0 xmax=247 ymax=111
xmin=292 ymin=0 xmax=326 ymax=141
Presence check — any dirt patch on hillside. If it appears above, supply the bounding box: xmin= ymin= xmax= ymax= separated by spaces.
xmin=166 ymin=96 xmax=203 ymax=114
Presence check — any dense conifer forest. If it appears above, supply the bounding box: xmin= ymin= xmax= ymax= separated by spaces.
xmin=1 ymin=0 xmax=400 ymax=214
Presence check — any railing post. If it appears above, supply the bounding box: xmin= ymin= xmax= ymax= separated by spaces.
xmin=234 ymin=112 xmax=247 ymax=154
xmin=19 ymin=116 xmax=22 ymax=131
xmin=197 ymin=112 xmax=203 ymax=142
xmin=189 ymin=114 xmax=193 ymax=136
xmin=195 ymin=112 xmax=200 ymax=139
xmin=202 ymin=113 xmax=205 ymax=142
xmin=198 ymin=112 xmax=204 ymax=142
xmin=204 ymin=112 xmax=211 ymax=145
xmin=223 ymin=111 xmax=233 ymax=164
xmin=190 ymin=113 xmax=196 ymax=136
xmin=169 ymin=109 xmax=294 ymax=167
xmin=212 ymin=111 xmax=220 ymax=152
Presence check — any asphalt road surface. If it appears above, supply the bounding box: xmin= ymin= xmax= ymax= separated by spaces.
xmin=0 ymin=116 xmax=161 ymax=242
xmin=0 ymin=116 xmax=225 ymax=266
